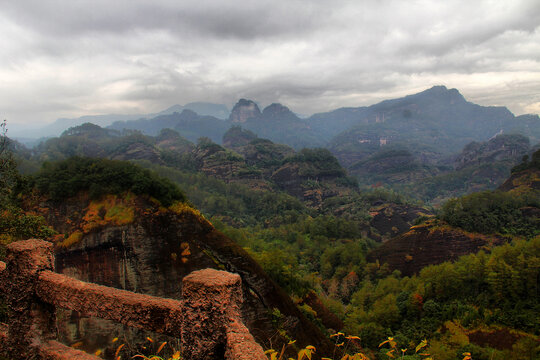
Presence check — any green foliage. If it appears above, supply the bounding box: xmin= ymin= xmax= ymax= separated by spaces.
xmin=0 ymin=206 xmax=56 ymax=243
xmin=343 ymin=238 xmax=540 ymax=356
xmin=284 ymin=148 xmax=346 ymax=178
xmin=403 ymin=161 xmax=514 ymax=204
xmin=111 ymin=131 xmax=155 ymax=155
xmin=0 ymin=120 xmax=17 ymax=207
xmin=6 ymin=115 xmax=538 ymax=359
xmin=30 ymin=157 xmax=186 ymax=206
xmin=252 ymin=248 xmax=312 ymax=297
xmin=136 ymin=161 xmax=310 ymax=226
xmin=440 ymin=190 xmax=539 ymax=237
xmin=0 ymin=121 xmax=55 ymax=255
xmin=61 ymin=122 xmax=119 ymax=138
xmin=222 ymin=125 xmax=257 ymax=146
xmin=212 ymin=215 xmax=374 ymax=301
xmin=360 ymin=187 xmax=420 ymax=206
xmin=511 ymin=148 xmax=540 ymax=173
xmin=159 ymin=149 xmax=198 ymax=171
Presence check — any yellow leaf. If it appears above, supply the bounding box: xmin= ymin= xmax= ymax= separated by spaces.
xmin=379 ymin=339 xmax=390 ymax=348
xmin=147 ymin=337 xmax=154 ymax=343
xmin=157 ymin=342 xmax=167 ymax=354
xmin=288 ymin=340 xmax=297 ymax=345
xmin=305 ymin=345 xmax=316 ymax=351
xmin=114 ymin=344 xmax=125 ymax=358
xmin=112 ymin=337 xmax=119 ymax=343
xmin=415 ymin=339 xmax=428 ymax=353
xmin=172 ymin=351 xmax=181 ymax=360
xmin=94 ymin=349 xmax=102 ymax=356
xmin=346 ymin=335 xmax=360 ymax=340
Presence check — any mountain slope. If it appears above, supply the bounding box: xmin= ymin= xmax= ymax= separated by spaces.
xmin=368 ymin=154 xmax=540 ymax=276
xmin=21 ymin=159 xmax=335 ymax=357
xmin=327 ymin=86 xmax=539 ymax=168
xmin=231 ymin=101 xmax=325 ymax=149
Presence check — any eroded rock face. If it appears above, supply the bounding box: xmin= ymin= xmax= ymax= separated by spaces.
xmin=455 ymin=134 xmax=529 ymax=170
xmin=367 ymin=221 xmax=508 ymax=276
xmin=111 ymin=142 xmax=163 ymax=164
xmin=193 ymin=142 xmax=255 ymax=181
xmin=229 ymin=99 xmax=261 ymax=123
xmin=261 ymin=103 xmax=296 ymax=121
xmin=270 ymin=160 xmax=348 ymax=208
xmin=27 ymin=194 xmax=333 ymax=357
xmin=369 ymin=203 xmax=432 ymax=241
xmin=498 ymin=168 xmax=540 ymax=192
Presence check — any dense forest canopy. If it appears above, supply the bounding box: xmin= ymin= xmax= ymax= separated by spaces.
xmin=0 ymin=112 xmax=539 ymax=360
xmin=29 ymin=157 xmax=186 ymax=206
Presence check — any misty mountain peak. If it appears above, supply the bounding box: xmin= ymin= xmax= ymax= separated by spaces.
xmin=229 ymin=99 xmax=261 ymax=123
xmin=262 ymin=103 xmax=295 ymax=118
xmin=178 ymin=109 xmax=199 ymax=120
xmin=420 ymin=85 xmax=466 ymax=103
xmin=158 ymin=104 xmax=185 ymax=115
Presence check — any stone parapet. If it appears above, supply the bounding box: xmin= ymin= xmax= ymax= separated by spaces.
xmin=0 ymin=239 xmax=266 ymax=360
xmin=37 ymin=270 xmax=183 ymax=337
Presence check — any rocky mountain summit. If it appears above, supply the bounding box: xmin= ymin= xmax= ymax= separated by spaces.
xmin=455 ymin=134 xmax=530 ymax=170
xmin=229 ymin=99 xmax=261 ymax=123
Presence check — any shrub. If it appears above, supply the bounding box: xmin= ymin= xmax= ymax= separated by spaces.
xmin=30 ymin=157 xmax=186 ymax=206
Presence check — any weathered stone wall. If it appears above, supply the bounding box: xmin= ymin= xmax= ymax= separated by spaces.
xmin=37 ymin=270 xmax=184 ymax=337
xmin=0 ymin=239 xmax=266 ymax=360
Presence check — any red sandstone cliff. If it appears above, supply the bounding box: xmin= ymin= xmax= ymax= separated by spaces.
xmin=367 ymin=220 xmax=508 ymax=276
xmin=24 ymin=193 xmax=334 ymax=358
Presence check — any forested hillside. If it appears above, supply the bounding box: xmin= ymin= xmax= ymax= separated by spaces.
xmin=1 ymin=88 xmax=539 ymax=360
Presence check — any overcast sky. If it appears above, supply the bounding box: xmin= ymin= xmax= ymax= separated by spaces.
xmin=1 ymin=0 xmax=539 ymax=128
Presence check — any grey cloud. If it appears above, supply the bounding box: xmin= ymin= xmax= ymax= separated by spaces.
xmin=0 ymin=0 xmax=539 ymax=126
xmin=0 ymin=0 xmax=335 ymax=40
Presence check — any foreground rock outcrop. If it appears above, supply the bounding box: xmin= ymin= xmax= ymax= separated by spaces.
xmin=24 ymin=193 xmax=333 ymax=357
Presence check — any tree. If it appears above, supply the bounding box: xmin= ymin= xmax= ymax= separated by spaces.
xmin=0 ymin=119 xmax=17 ymax=208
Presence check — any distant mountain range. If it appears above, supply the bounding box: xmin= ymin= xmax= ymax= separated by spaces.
xmin=327 ymin=86 xmax=539 ymax=165
xmin=10 ymin=85 xmax=540 ymax=199
xmin=103 ymin=86 xmax=540 ymax=155
xmin=10 ymin=102 xmax=230 ymax=142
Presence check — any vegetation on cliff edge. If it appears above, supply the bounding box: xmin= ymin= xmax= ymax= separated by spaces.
xmin=29 ymin=157 xmax=186 ymax=206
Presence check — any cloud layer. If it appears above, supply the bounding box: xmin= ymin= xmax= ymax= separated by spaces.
xmin=1 ymin=0 xmax=539 ymax=127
